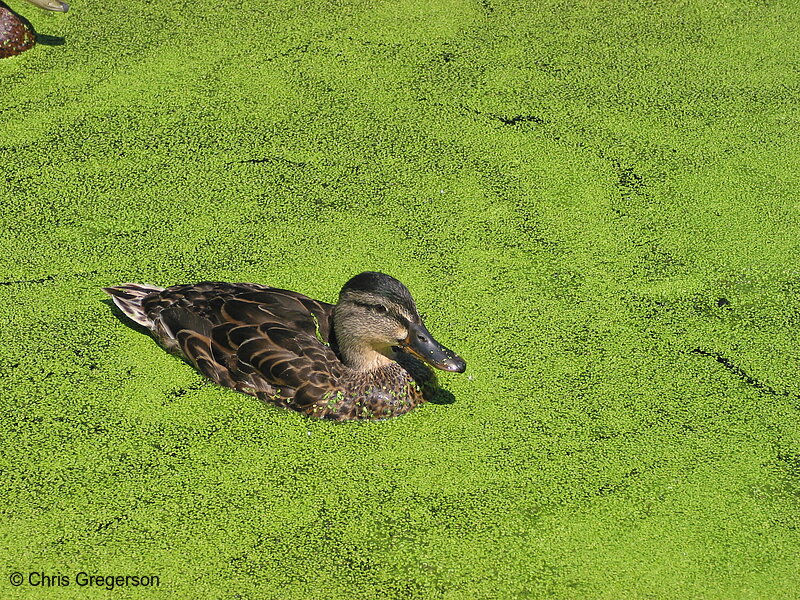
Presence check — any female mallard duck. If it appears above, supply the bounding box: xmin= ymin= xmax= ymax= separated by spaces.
xmin=104 ymin=272 xmax=466 ymax=421
xmin=1 ymin=0 xmax=68 ymax=59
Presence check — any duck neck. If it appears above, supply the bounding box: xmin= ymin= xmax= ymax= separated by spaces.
xmin=332 ymin=303 xmax=398 ymax=373
xmin=338 ymin=342 xmax=395 ymax=372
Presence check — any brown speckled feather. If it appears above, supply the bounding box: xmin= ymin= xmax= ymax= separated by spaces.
xmin=104 ymin=282 xmax=435 ymax=420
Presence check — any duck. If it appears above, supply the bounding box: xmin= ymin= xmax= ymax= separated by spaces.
xmin=103 ymin=272 xmax=466 ymax=421
xmin=1 ymin=0 xmax=68 ymax=59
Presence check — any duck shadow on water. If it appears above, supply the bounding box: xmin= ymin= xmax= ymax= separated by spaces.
xmin=36 ymin=33 xmax=65 ymax=46
xmin=428 ymin=387 xmax=456 ymax=405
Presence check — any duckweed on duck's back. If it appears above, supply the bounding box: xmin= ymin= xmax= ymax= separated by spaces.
xmin=104 ymin=272 xmax=466 ymax=420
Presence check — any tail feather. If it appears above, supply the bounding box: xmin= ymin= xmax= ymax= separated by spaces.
xmin=102 ymin=283 xmax=165 ymax=328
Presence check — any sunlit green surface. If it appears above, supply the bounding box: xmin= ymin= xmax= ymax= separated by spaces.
xmin=1 ymin=0 xmax=799 ymax=597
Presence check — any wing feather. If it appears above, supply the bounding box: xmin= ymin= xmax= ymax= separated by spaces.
xmin=133 ymin=282 xmax=344 ymax=403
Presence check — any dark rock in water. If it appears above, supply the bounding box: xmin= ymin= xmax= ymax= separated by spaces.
xmin=0 ymin=3 xmax=36 ymax=58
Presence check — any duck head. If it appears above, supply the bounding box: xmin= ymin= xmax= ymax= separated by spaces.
xmin=332 ymin=272 xmax=467 ymax=374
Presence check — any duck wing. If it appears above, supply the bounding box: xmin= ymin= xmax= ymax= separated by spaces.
xmin=213 ymin=318 xmax=348 ymax=409
xmin=129 ymin=282 xmax=348 ymax=407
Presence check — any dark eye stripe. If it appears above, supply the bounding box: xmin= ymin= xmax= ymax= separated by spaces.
xmin=352 ymin=300 xmax=409 ymax=326
xmin=352 ymin=300 xmax=388 ymax=313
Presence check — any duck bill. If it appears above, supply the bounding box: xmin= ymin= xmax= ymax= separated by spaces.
xmin=400 ymin=321 xmax=466 ymax=373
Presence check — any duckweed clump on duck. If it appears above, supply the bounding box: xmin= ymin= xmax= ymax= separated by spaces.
xmin=1 ymin=0 xmax=799 ymax=598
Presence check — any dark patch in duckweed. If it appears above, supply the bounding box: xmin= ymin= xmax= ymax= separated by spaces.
xmin=459 ymin=104 xmax=546 ymax=127
xmin=615 ymin=162 xmax=646 ymax=197
xmin=0 ymin=274 xmax=58 ymax=286
xmin=498 ymin=114 xmax=546 ymax=126
xmin=50 ymin=414 xmax=110 ymax=436
xmin=532 ymin=59 xmax=566 ymax=76
xmin=776 ymin=451 xmax=800 ymax=476
xmin=150 ymin=440 xmax=188 ymax=459
xmin=608 ymin=158 xmax=650 ymax=216
xmin=633 ymin=244 xmax=686 ymax=280
xmin=233 ymin=156 xmax=307 ymax=167
xmin=262 ymin=41 xmax=311 ymax=63
xmin=692 ymin=348 xmax=797 ymax=401
xmin=95 ymin=513 xmax=130 ymax=533
xmin=0 ymin=270 xmax=99 ymax=287
xmin=597 ymin=468 xmax=642 ymax=496
xmin=167 ymin=382 xmax=208 ymax=400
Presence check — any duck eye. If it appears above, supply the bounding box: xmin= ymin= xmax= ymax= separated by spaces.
xmin=374 ymin=304 xmax=388 ymax=314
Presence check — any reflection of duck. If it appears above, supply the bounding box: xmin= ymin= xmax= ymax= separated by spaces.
xmin=104 ymin=272 xmax=466 ymax=421
xmin=1 ymin=0 xmax=68 ymax=58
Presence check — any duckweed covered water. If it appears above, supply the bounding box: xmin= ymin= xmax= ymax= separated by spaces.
xmin=2 ymin=0 xmax=799 ymax=598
